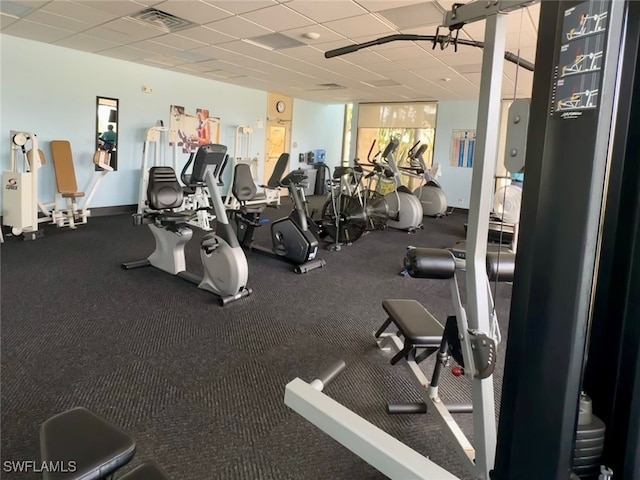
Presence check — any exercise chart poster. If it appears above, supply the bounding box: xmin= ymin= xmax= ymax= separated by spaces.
xmin=451 ymin=130 xmax=476 ymax=168
xmin=169 ymin=105 xmax=219 ymax=153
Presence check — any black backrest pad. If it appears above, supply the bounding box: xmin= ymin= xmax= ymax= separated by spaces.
xmin=191 ymin=144 xmax=227 ymax=183
xmin=266 ymin=153 xmax=290 ymax=188
xmin=486 ymin=252 xmax=516 ymax=282
xmin=404 ymin=248 xmax=456 ymax=279
xmin=232 ymin=164 xmax=257 ymax=201
xmin=147 ymin=166 xmax=184 ymax=210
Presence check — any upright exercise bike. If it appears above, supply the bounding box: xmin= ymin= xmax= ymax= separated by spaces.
xmin=122 ymin=144 xmax=252 ymax=306
xmin=231 ymin=154 xmax=326 ymax=274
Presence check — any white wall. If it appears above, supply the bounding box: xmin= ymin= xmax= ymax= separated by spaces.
xmin=0 ymin=34 xmax=345 ymax=209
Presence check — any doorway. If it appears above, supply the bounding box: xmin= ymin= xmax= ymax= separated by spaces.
xmin=264 ymin=119 xmax=291 ymax=189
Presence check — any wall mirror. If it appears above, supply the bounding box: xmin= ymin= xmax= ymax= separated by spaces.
xmin=96 ymin=96 xmax=119 ymax=171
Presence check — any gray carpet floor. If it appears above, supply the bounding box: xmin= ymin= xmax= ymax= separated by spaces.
xmin=0 ymin=197 xmax=512 ymax=480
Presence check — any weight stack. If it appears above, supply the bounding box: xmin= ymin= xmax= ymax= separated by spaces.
xmin=572 ymin=393 xmax=606 ymax=479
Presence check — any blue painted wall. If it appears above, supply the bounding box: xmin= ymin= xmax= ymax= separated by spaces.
xmin=0 ymin=34 xmax=345 ymax=211
xmin=432 ymin=100 xmax=480 ymax=210
xmin=291 ymin=99 xmax=345 ymax=171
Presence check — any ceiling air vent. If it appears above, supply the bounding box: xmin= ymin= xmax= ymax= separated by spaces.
xmin=311 ymin=83 xmax=346 ymax=90
xmin=128 ymin=8 xmax=196 ymax=33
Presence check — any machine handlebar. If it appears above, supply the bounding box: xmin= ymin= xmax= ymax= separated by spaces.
xmin=381 ymin=138 xmax=400 ymax=159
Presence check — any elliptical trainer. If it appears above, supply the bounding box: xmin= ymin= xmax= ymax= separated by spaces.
xmin=122 ymin=144 xmax=252 ymax=306
xmin=368 ymin=139 xmax=423 ymax=232
xmin=409 ymin=143 xmax=450 ymax=217
xmin=231 ymin=154 xmax=326 ymax=274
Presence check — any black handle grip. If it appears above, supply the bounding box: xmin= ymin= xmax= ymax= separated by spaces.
xmin=316 ymin=360 xmax=346 ymax=387
xmin=381 ymin=138 xmax=399 ymax=158
xmin=407 ymin=141 xmax=421 ymax=156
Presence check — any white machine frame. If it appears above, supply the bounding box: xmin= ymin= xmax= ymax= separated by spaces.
xmin=2 ymin=132 xmax=112 ymax=238
xmin=284 ymin=2 xmax=536 ymax=479
xmin=224 ymin=125 xmax=280 ymax=212
xmin=3 ymin=131 xmax=41 ymax=238
xmin=138 ymin=125 xmax=214 ymax=231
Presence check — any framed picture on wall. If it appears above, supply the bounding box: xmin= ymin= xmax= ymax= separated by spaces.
xmin=450 ymin=129 xmax=477 ymax=168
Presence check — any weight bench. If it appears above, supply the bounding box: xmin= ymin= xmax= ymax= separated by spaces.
xmin=376 ymin=248 xmax=456 ymax=368
xmin=40 ymin=407 xmax=169 ymax=480
xmin=376 ymin=247 xmax=515 ymax=398
xmin=375 ymin=299 xmax=444 ymax=365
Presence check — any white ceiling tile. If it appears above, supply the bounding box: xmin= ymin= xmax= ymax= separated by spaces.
xmin=143 ymin=55 xmax=186 ymax=66
xmin=281 ymin=45 xmax=325 ymax=61
xmin=378 ymin=44 xmax=429 ymax=61
xmin=244 ymin=4 xmax=314 ymax=31
xmin=42 ymin=1 xmax=118 ymax=24
xmin=23 ymin=9 xmax=90 ymax=32
xmin=377 ymin=1 xmax=443 ymax=29
xmin=315 ymin=38 xmax=357 ymax=53
xmin=149 ymin=33 xmax=206 ymax=50
xmin=406 ymin=64 xmax=460 ymax=80
xmin=99 ymin=45 xmax=152 ymax=61
xmin=130 ymin=39 xmax=180 ymax=55
xmin=286 ymin=0 xmax=367 ymax=23
xmin=217 ymin=39 xmax=277 ymax=56
xmin=527 ymin=3 xmax=540 ymax=29
xmin=324 ymin=13 xmax=395 ymax=38
xmin=1 ymin=14 xmax=19 ymax=29
xmin=354 ymin=0 xmax=427 ymax=12
xmin=3 ymin=19 xmax=73 ymax=42
xmin=0 ymin=1 xmax=43 ymax=17
xmin=341 ymin=49 xmax=388 ymax=66
xmin=188 ymin=44 xmax=241 ymax=60
xmin=72 ymin=1 xmax=149 ymax=16
xmin=151 ymin=1 xmax=231 ymax=24
xmin=174 ymin=25 xmax=236 ymax=44
xmin=204 ymin=1 xmax=277 ymax=14
xmin=173 ymin=61 xmax=218 ymax=73
xmin=54 ymin=34 xmax=122 ymax=52
xmin=206 ymin=15 xmax=272 ymax=38
xmin=219 ymin=59 xmax=271 ymax=75
xmin=93 ymin=18 xmax=165 ymax=41
xmin=281 ymin=24 xmax=345 ymax=45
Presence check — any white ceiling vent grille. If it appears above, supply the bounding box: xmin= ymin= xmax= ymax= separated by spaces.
xmin=128 ymin=8 xmax=197 ymax=33
xmin=310 ymin=83 xmax=346 ymax=91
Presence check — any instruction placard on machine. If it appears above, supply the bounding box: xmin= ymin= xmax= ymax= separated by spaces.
xmin=553 ymin=0 xmax=608 ymax=114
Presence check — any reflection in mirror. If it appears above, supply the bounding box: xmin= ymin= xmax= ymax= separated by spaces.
xmin=96 ymin=97 xmax=118 ymax=171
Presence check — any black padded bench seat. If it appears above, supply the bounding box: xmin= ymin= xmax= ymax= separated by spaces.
xmin=120 ymin=461 xmax=171 ymax=479
xmin=40 ymin=407 xmax=136 ymax=480
xmin=376 ymin=299 xmax=445 ymax=365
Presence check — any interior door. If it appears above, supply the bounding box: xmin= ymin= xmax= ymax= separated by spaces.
xmin=264 ymin=120 xmax=290 ymax=194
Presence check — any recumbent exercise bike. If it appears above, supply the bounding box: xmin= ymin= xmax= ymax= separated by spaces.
xmin=231 ymin=153 xmax=325 ymax=274
xmin=122 ymin=144 xmax=252 ymax=306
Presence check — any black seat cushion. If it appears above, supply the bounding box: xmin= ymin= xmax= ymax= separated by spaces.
xmin=40 ymin=407 xmax=136 ymax=480
xmin=120 ymin=461 xmax=171 ymax=479
xmin=382 ymin=299 xmax=444 ymax=346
